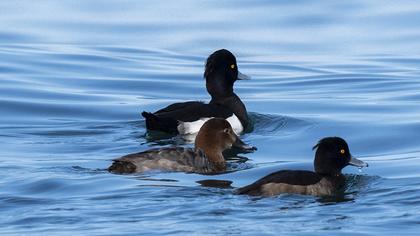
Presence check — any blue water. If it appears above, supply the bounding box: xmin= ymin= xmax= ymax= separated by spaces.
xmin=1 ymin=1 xmax=420 ymax=235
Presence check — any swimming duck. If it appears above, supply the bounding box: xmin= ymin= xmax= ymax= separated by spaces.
xmin=237 ymin=137 xmax=368 ymax=196
xmin=108 ymin=118 xmax=255 ymax=174
xmin=141 ymin=49 xmax=250 ymax=136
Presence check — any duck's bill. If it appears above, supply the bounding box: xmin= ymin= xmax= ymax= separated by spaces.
xmin=237 ymin=71 xmax=251 ymax=80
xmin=232 ymin=136 xmax=257 ymax=152
xmin=349 ymin=156 xmax=368 ymax=168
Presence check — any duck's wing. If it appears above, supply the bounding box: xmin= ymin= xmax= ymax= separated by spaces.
xmin=108 ymin=147 xmax=213 ymax=173
xmin=236 ymin=170 xmax=322 ymax=196
xmin=108 ymin=148 xmax=162 ymax=173
xmin=154 ymin=101 xmax=205 ymax=116
xmin=142 ymin=101 xmax=232 ymax=134
xmin=154 ymin=101 xmax=231 ymax=121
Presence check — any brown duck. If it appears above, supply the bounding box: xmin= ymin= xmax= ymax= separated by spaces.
xmin=108 ymin=118 xmax=255 ymax=174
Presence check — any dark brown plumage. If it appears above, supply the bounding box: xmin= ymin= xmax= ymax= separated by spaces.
xmin=109 ymin=118 xmax=254 ymax=174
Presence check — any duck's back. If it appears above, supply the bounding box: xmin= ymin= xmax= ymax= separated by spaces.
xmin=155 ymin=101 xmax=232 ymax=121
xmin=237 ymin=170 xmax=344 ymax=196
xmin=142 ymin=101 xmax=234 ymax=134
xmin=108 ymin=147 xmax=213 ymax=174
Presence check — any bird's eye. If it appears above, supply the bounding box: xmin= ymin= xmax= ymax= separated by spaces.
xmin=340 ymin=149 xmax=345 ymax=154
xmin=230 ymin=64 xmax=235 ymax=69
xmin=223 ymin=128 xmax=230 ymax=133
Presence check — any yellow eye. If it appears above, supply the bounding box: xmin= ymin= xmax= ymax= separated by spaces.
xmin=340 ymin=149 xmax=345 ymax=154
xmin=230 ymin=64 xmax=235 ymax=69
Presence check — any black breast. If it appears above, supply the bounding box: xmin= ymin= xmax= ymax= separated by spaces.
xmin=210 ymin=93 xmax=248 ymax=128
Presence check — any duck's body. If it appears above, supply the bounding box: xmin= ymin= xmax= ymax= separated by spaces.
xmin=237 ymin=137 xmax=368 ymax=197
xmin=108 ymin=147 xmax=219 ymax=174
xmin=143 ymin=94 xmax=247 ymax=134
xmin=142 ymin=49 xmax=249 ymax=135
xmin=108 ymin=118 xmax=255 ymax=174
xmin=237 ymin=170 xmax=345 ymax=196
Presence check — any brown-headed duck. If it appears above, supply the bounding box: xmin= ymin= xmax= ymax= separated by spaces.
xmin=108 ymin=118 xmax=256 ymax=174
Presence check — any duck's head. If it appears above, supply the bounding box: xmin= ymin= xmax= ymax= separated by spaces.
xmin=195 ymin=118 xmax=254 ymax=163
xmin=313 ymin=137 xmax=368 ymax=176
xmin=204 ymin=49 xmax=250 ymax=98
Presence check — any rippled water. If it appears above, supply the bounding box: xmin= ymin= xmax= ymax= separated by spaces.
xmin=1 ymin=1 xmax=420 ymax=235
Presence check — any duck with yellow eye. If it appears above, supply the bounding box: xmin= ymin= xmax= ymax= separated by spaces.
xmin=141 ymin=49 xmax=252 ymax=151
xmin=237 ymin=137 xmax=368 ymax=197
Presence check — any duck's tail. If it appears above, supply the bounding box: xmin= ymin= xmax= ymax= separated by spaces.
xmin=108 ymin=160 xmax=137 ymax=174
xmin=235 ymin=184 xmax=261 ymax=195
xmin=141 ymin=111 xmax=179 ymax=134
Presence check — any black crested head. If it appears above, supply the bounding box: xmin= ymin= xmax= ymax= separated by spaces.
xmin=204 ymin=49 xmax=238 ymax=98
xmin=312 ymin=137 xmax=352 ymax=175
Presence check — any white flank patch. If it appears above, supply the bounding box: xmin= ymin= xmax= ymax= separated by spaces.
xmin=177 ymin=114 xmax=243 ymax=135
xmin=177 ymin=117 xmax=213 ymax=135
xmin=226 ymin=114 xmax=243 ymax=134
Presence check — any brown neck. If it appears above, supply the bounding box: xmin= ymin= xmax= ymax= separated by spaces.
xmin=195 ymin=145 xmax=226 ymax=171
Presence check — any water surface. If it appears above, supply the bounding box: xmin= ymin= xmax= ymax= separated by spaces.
xmin=1 ymin=1 xmax=420 ymax=235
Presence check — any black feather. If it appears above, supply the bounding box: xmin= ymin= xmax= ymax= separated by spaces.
xmin=236 ymin=170 xmax=321 ymax=195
